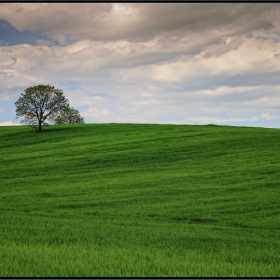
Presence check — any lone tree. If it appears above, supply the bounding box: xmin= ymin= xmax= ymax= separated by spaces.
xmin=55 ymin=107 xmax=85 ymax=125
xmin=15 ymin=84 xmax=70 ymax=132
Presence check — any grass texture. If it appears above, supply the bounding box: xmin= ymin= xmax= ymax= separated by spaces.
xmin=1 ymin=123 xmax=280 ymax=277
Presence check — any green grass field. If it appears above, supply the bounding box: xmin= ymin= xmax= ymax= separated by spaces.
xmin=1 ymin=123 xmax=280 ymax=277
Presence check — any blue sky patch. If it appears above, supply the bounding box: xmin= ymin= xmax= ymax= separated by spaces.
xmin=0 ymin=19 xmax=53 ymax=46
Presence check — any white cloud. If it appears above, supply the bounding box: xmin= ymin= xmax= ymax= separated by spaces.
xmin=114 ymin=35 xmax=280 ymax=87
xmin=188 ymin=115 xmax=259 ymax=125
xmin=262 ymin=112 xmax=277 ymax=120
xmin=111 ymin=3 xmax=138 ymax=18
xmin=230 ymin=117 xmax=259 ymax=122
xmin=188 ymin=116 xmax=228 ymax=124
xmin=250 ymin=117 xmax=259 ymax=121
xmin=0 ymin=120 xmax=21 ymax=126
xmin=1 ymin=37 xmax=280 ymax=124
xmin=0 ymin=69 xmax=43 ymax=89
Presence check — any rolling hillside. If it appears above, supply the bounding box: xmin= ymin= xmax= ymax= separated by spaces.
xmin=1 ymin=123 xmax=280 ymax=277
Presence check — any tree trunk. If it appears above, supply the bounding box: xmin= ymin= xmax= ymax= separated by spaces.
xmin=38 ymin=120 xmax=42 ymax=132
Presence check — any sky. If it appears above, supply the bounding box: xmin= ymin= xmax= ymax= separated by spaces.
xmin=1 ymin=3 xmax=280 ymax=128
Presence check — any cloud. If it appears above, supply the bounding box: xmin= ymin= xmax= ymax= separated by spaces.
xmin=262 ymin=112 xmax=277 ymax=120
xmin=200 ymin=85 xmax=262 ymax=96
xmin=1 ymin=3 xmax=280 ymax=127
xmin=188 ymin=115 xmax=259 ymax=125
xmin=0 ymin=3 xmax=279 ymax=43
xmin=36 ymin=39 xmax=53 ymax=46
xmin=188 ymin=116 xmax=228 ymax=124
xmin=0 ymin=120 xmax=21 ymax=126
xmin=1 ymin=36 xmax=280 ymax=124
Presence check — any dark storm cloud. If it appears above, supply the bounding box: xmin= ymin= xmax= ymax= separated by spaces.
xmin=126 ymin=3 xmax=276 ymax=41
xmin=0 ymin=3 xmax=278 ymax=43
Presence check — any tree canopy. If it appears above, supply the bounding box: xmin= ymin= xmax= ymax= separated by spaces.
xmin=55 ymin=107 xmax=85 ymax=125
xmin=15 ymin=84 xmax=70 ymax=132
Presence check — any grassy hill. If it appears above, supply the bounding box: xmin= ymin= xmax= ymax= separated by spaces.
xmin=1 ymin=123 xmax=280 ymax=277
